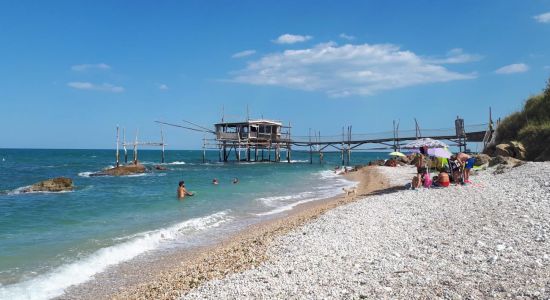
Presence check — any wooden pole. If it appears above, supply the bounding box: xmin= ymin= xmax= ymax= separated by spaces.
xmin=116 ymin=125 xmax=120 ymax=167
xmin=123 ymin=128 xmax=128 ymax=164
xmin=317 ymin=131 xmax=323 ymax=164
xmin=202 ymin=134 xmax=206 ymax=164
xmin=309 ymin=128 xmax=313 ymax=164
xmin=341 ymin=126 xmax=345 ymax=166
xmin=223 ymin=142 xmax=227 ymax=162
xmin=347 ymin=126 xmax=351 ymax=165
xmin=133 ymin=129 xmax=139 ymax=164
xmin=161 ymin=129 xmax=165 ymax=164
xmin=287 ymin=122 xmax=291 ymax=163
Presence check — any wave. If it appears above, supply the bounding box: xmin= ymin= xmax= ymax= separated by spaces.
xmin=255 ymin=169 xmax=357 ymax=217
xmin=166 ymin=161 xmax=186 ymax=165
xmin=255 ymin=197 xmax=325 ymax=216
xmin=6 ymin=186 xmax=73 ymax=196
xmin=0 ymin=210 xmax=233 ymax=300
xmin=78 ymin=171 xmax=94 ymax=178
xmin=256 ymin=191 xmax=314 ymax=207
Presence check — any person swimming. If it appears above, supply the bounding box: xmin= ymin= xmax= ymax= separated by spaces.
xmin=212 ymin=178 xmax=219 ymax=185
xmin=232 ymin=178 xmax=239 ymax=184
xmin=177 ymin=181 xmax=194 ymax=199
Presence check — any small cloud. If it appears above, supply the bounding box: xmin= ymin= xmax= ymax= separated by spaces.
xmin=427 ymin=48 xmax=483 ymax=64
xmin=495 ymin=63 xmax=529 ymax=74
xmin=544 ymin=65 xmax=550 ymax=70
xmin=159 ymin=84 xmax=169 ymax=90
xmin=67 ymin=81 xmax=124 ymax=93
xmin=534 ymin=12 xmax=550 ymax=23
xmin=71 ymin=63 xmax=111 ymax=72
xmin=339 ymin=33 xmax=355 ymax=41
xmin=232 ymin=50 xmax=257 ymax=58
xmin=272 ymin=34 xmax=312 ymax=44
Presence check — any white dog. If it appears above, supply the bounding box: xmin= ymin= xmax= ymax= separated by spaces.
xmin=342 ymin=187 xmax=357 ymax=198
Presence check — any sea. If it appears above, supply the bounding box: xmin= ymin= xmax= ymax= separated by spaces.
xmin=0 ymin=149 xmax=386 ymax=299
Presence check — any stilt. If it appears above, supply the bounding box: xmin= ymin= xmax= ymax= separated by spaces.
xmin=202 ymin=134 xmax=206 ymax=163
xmin=116 ymin=125 xmax=120 ymax=167
xmin=161 ymin=129 xmax=165 ymax=164
xmin=123 ymin=128 xmax=128 ymax=164
xmin=255 ymin=145 xmax=258 ymax=162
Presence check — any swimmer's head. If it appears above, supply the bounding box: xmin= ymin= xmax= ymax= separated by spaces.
xmin=179 ymin=181 xmax=184 ymax=187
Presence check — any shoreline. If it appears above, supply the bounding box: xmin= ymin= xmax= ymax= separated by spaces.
xmin=61 ymin=166 xmax=391 ymax=299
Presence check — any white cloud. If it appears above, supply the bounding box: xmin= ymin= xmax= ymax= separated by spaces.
xmin=534 ymin=12 xmax=550 ymax=23
xmin=339 ymin=33 xmax=355 ymax=40
xmin=272 ymin=34 xmax=312 ymax=44
xmin=67 ymin=82 xmax=124 ymax=93
xmin=231 ymin=42 xmax=477 ymax=97
xmin=232 ymin=50 xmax=256 ymax=58
xmin=427 ymin=48 xmax=483 ymax=64
xmin=495 ymin=63 xmax=529 ymax=74
xmin=159 ymin=84 xmax=169 ymax=90
xmin=71 ymin=63 xmax=111 ymax=71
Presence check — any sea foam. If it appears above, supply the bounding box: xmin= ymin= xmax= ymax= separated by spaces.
xmin=0 ymin=210 xmax=232 ymax=300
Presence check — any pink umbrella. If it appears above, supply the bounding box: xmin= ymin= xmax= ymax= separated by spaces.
xmin=427 ymin=148 xmax=452 ymax=158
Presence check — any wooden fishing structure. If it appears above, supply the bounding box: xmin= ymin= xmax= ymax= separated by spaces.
xmin=157 ymin=109 xmax=496 ymax=165
xmin=115 ymin=126 xmax=167 ymax=166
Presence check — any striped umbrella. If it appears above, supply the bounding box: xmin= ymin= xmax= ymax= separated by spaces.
xmin=402 ymin=138 xmax=449 ymax=149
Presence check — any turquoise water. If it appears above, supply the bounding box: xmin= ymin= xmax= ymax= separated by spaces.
xmin=0 ymin=149 xmax=385 ymax=299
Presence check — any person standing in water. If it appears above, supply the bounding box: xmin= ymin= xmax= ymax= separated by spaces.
xmin=177 ymin=181 xmax=193 ymax=199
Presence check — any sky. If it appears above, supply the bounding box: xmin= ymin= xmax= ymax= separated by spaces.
xmin=1 ymin=1 xmax=549 ymax=149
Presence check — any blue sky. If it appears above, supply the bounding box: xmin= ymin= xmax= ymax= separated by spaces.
xmin=1 ymin=1 xmax=549 ymax=149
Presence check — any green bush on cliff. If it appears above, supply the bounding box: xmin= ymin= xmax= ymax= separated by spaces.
xmin=496 ymin=78 xmax=550 ymax=161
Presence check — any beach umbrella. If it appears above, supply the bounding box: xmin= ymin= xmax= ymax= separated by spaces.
xmin=427 ymin=147 xmax=452 ymax=158
xmin=388 ymin=151 xmax=406 ymax=157
xmin=402 ymin=138 xmax=449 ymax=149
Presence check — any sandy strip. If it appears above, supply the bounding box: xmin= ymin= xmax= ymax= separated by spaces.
xmin=60 ymin=166 xmax=389 ymax=300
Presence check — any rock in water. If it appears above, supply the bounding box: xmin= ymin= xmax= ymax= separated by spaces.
xmin=91 ymin=163 xmax=147 ymax=176
xmin=23 ymin=177 xmax=73 ymax=192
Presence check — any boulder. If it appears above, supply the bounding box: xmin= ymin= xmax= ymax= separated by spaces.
xmin=492 ymin=141 xmax=526 ymax=160
xmin=473 ymin=154 xmax=491 ymax=166
xmin=23 ymin=177 xmax=73 ymax=193
xmin=368 ymin=159 xmax=386 ymax=166
xmin=92 ymin=163 xmax=147 ymax=176
xmin=489 ymin=155 xmax=525 ymax=168
xmin=509 ymin=141 xmax=527 ymax=160
xmin=494 ymin=144 xmax=512 ymax=157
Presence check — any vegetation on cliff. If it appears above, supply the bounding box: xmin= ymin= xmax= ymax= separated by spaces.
xmin=495 ymin=77 xmax=550 ymax=161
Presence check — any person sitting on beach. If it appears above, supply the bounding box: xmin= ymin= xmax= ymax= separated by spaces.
xmin=438 ymin=171 xmax=450 ymax=187
xmin=457 ymin=152 xmax=475 ymax=183
xmin=212 ymin=178 xmax=219 ymax=185
xmin=232 ymin=177 xmax=239 ymax=184
xmin=177 ymin=181 xmax=194 ymax=199
xmin=415 ymin=153 xmax=427 ymax=177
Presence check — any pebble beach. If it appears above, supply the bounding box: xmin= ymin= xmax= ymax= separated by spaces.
xmin=179 ymin=162 xmax=550 ymax=299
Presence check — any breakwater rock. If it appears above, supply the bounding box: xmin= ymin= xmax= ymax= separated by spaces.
xmin=22 ymin=177 xmax=73 ymax=193
xmin=91 ymin=163 xmax=147 ymax=176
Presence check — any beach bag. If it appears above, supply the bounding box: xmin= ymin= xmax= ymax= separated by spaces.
xmin=423 ymin=174 xmax=432 ymax=188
